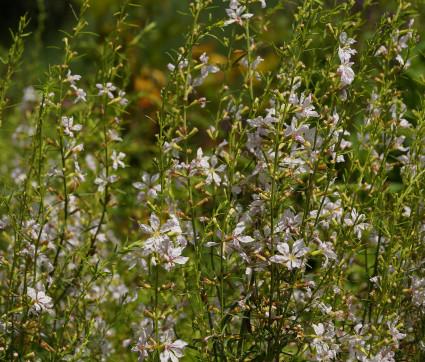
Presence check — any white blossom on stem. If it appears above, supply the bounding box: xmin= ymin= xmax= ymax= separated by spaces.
xmin=108 ymin=129 xmax=123 ymax=142
xmin=27 ymin=287 xmax=53 ymax=314
xmin=160 ymin=330 xmax=188 ymax=362
xmin=71 ymin=84 xmax=87 ymax=103
xmin=276 ymin=208 xmax=302 ymax=235
xmin=159 ymin=239 xmax=189 ymax=271
xmin=94 ymin=171 xmax=118 ymax=192
xmin=167 ymin=55 xmax=188 ymax=72
xmin=96 ymin=82 xmax=117 ymax=98
xmin=231 ymin=222 xmax=255 ymax=244
xmin=118 ymin=90 xmax=128 ymax=105
xmin=111 ymin=150 xmax=126 ymax=170
xmin=192 ymin=52 xmax=220 ymax=87
xmin=133 ymin=172 xmax=161 ymax=199
xmin=131 ymin=330 xmax=151 ymax=361
xmin=269 ymin=239 xmax=309 ymax=270
xmin=387 ymin=319 xmax=406 ymax=347
xmin=62 ymin=116 xmax=82 ymax=138
xmin=337 ymin=32 xmax=356 ymax=94
xmin=205 ymin=155 xmax=226 ymax=186
xmin=224 ymin=2 xmax=253 ymax=26
xmin=190 ymin=148 xmax=210 ymax=176
xmin=311 ymin=323 xmax=340 ymax=360
xmin=295 ymin=92 xmax=319 ymax=119
xmin=139 ymin=214 xmax=181 ymax=252
xmin=65 ymin=70 xmax=81 ymax=85
xmin=343 ymin=208 xmax=369 ymax=238
xmin=64 ymin=139 xmax=84 ymax=153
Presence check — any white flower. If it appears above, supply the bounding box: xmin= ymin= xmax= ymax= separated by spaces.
xmin=269 ymin=239 xmax=309 ymax=270
xmin=338 ymin=45 xmax=357 ymax=64
xmin=62 ymin=116 xmax=82 ymax=138
xmin=375 ymin=45 xmax=388 ymax=56
xmin=74 ymin=159 xmax=86 ymax=182
xmin=343 ymin=323 xmax=369 ymax=360
xmin=344 ymin=208 xmax=369 ymax=238
xmin=96 ymin=82 xmax=117 ymax=98
xmin=22 ymin=86 xmax=39 ymax=103
xmin=71 ymin=85 xmax=87 ymax=103
xmin=205 ymin=155 xmax=226 ymax=186
xmin=247 ymin=115 xmax=276 ymax=135
xmin=202 ymin=63 xmax=220 ymax=77
xmin=396 ymin=54 xmax=404 ymax=66
xmin=276 ymin=208 xmax=302 ymax=234
xmin=369 ymin=347 xmax=396 ymax=362
xmin=387 ymin=319 xmax=406 ymax=344
xmin=388 ymin=135 xmax=409 ymax=152
xmin=133 ymin=173 xmax=161 ymax=199
xmin=160 ymin=330 xmax=188 ymax=362
xmin=283 ymin=117 xmax=309 ymax=145
xmin=64 ymin=138 xmax=84 ymax=153
xmin=66 ymin=70 xmax=81 ymax=85
xmin=314 ymin=236 xmax=338 ymax=267
xmin=94 ymin=171 xmax=118 ymax=192
xmin=311 ymin=322 xmax=340 ymax=359
xmin=27 ymin=287 xmax=53 ymax=314
xmin=160 ymin=239 xmax=189 ymax=271
xmin=108 ymin=129 xmax=123 ymax=142
xmin=167 ymin=55 xmax=188 ymax=72
xmin=39 ymin=92 xmax=55 ymax=107
xmin=296 ymin=92 xmax=319 ymax=119
xmin=111 ymin=150 xmax=126 ymax=170
xmin=131 ymin=330 xmax=150 ymax=361
xmin=402 ymin=206 xmax=411 ymax=217
xmin=163 ymin=137 xmax=183 ymax=159
xmin=118 ymin=90 xmax=128 ymax=105
xmin=139 ymin=214 xmax=181 ymax=252
xmin=231 ymin=222 xmax=255 ymax=244
xmin=338 ymin=62 xmax=355 ymax=87
xmin=200 ymin=52 xmax=209 ymax=64
xmin=392 ymin=29 xmax=409 ymax=53
xmin=411 ymin=275 xmax=425 ymax=308
xmin=192 ymin=52 xmax=220 ymax=87
xmin=71 ymin=143 xmax=84 ymax=153
xmin=86 ymin=154 xmax=97 ymax=171
xmin=337 ymin=32 xmax=356 ymax=88
xmin=339 ymin=32 xmax=356 ymax=46
xmin=224 ymin=4 xmax=253 ymax=26
xmin=241 ymin=56 xmax=264 ymax=80
xmin=190 ymin=148 xmax=210 ymax=176
xmin=197 ymin=97 xmax=207 ymax=108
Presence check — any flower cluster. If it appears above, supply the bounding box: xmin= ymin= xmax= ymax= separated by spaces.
xmin=337 ymin=32 xmax=356 ymax=100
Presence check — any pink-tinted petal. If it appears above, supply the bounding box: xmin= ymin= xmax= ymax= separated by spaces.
xmin=150 ymin=213 xmax=160 ymax=231
xmin=238 ymin=236 xmax=254 ymax=243
xmin=276 ymin=243 xmax=290 ymax=255
xmin=139 ymin=224 xmax=154 ymax=234
xmin=233 ymin=222 xmax=246 ymax=236
xmin=269 ymin=255 xmax=286 ymax=263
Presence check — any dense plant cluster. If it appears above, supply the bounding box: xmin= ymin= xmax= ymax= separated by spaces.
xmin=1 ymin=0 xmax=425 ymax=360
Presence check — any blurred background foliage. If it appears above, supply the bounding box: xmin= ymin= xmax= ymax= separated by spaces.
xmin=1 ymin=0 xmax=424 ymax=120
